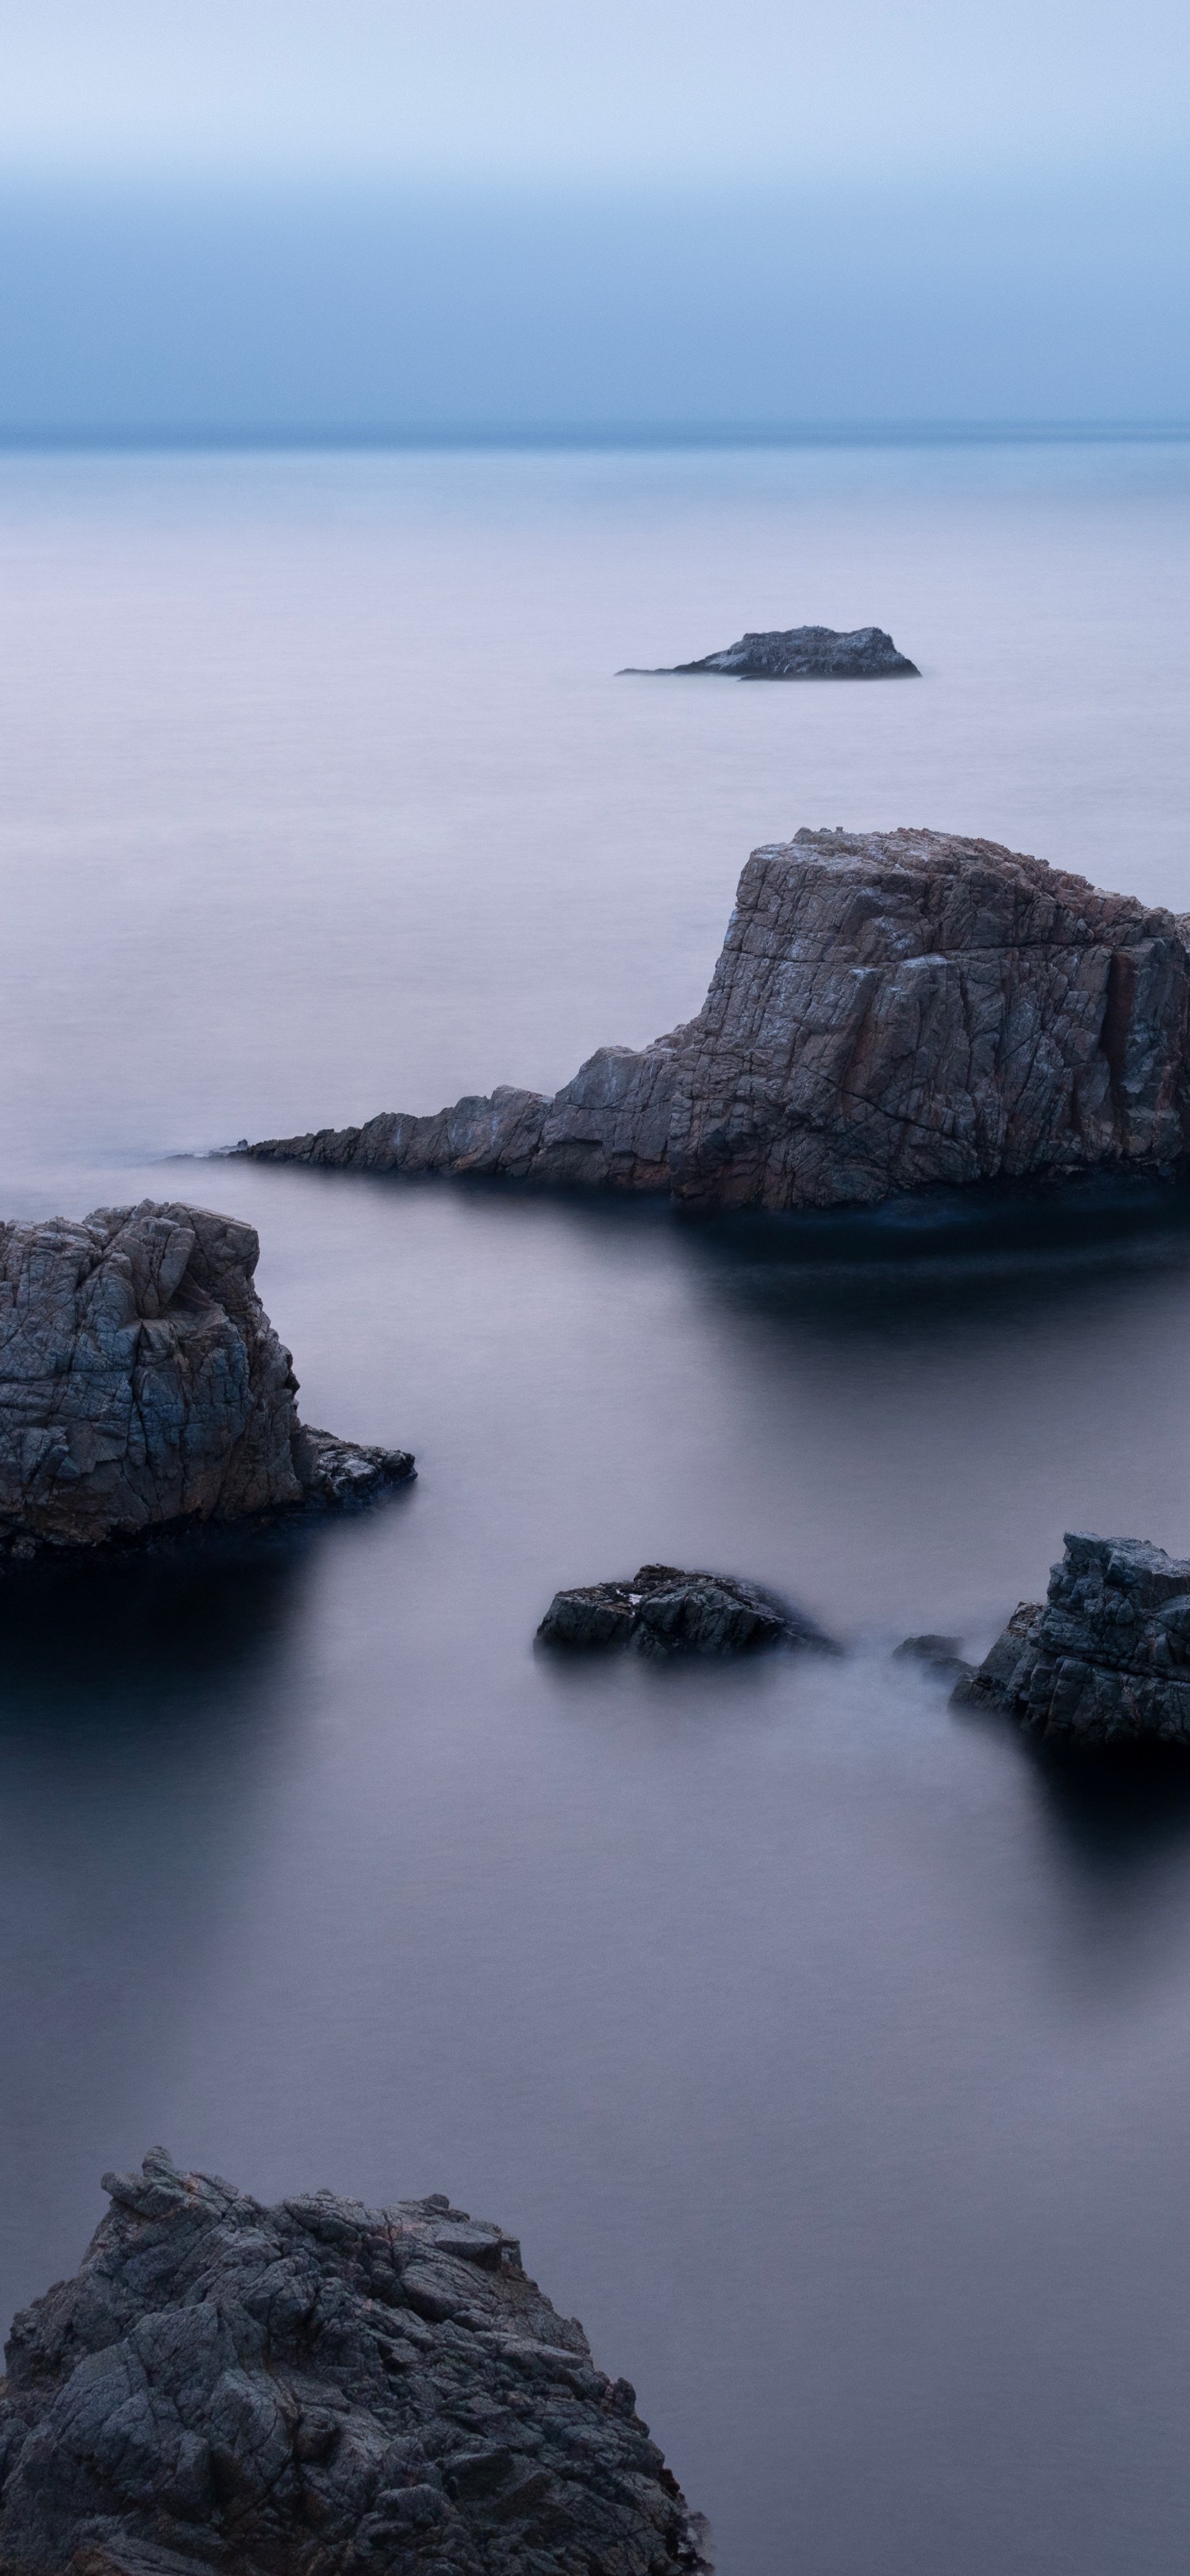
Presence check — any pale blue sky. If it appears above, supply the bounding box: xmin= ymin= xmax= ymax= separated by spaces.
xmin=0 ymin=2 xmax=1186 ymax=433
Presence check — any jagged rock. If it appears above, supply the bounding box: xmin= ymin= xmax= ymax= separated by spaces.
xmin=953 ymin=1533 xmax=1190 ymax=1740
xmin=537 ymin=1563 xmax=833 ymax=1659
xmin=0 ymin=2149 xmax=708 ymax=2576
xmin=240 ymin=829 xmax=1190 ymax=1214
xmin=892 ymin=1634 xmax=972 ymax=1682
xmin=621 ymin=624 xmax=919 ymax=679
xmin=0 ymin=1202 xmax=413 ymax=1559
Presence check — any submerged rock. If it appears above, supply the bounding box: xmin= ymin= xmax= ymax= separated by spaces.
xmin=892 ymin=1634 xmax=972 ymax=1683
xmin=622 ymin=624 xmax=919 ymax=679
xmin=0 ymin=1201 xmax=413 ymax=1559
xmin=953 ymin=1532 xmax=1190 ymax=1740
xmin=0 ymin=2148 xmax=707 ymax=2576
xmin=537 ymin=1563 xmax=833 ymax=1658
xmin=240 ymin=829 xmax=1190 ymax=1214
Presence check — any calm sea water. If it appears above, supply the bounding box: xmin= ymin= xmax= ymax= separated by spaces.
xmin=2 ymin=440 xmax=1190 ymax=2575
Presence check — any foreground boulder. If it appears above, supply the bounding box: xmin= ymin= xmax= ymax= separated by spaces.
xmin=0 ymin=2150 xmax=706 ymax=2576
xmin=954 ymin=1532 xmax=1190 ymax=1741
xmin=241 ymin=829 xmax=1190 ymax=1213
xmin=0 ymin=1201 xmax=413 ymax=1558
xmin=537 ymin=1563 xmax=833 ymax=1658
xmin=621 ymin=624 xmax=919 ymax=679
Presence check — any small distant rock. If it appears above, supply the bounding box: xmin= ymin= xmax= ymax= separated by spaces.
xmin=953 ymin=1532 xmax=1190 ymax=1740
xmin=893 ymin=1633 xmax=973 ymax=1682
xmin=621 ymin=625 xmax=919 ymax=679
xmin=537 ymin=1563 xmax=835 ymax=1659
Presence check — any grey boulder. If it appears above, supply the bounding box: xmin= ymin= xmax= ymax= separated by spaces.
xmin=0 ymin=2148 xmax=707 ymax=2576
xmin=954 ymin=1532 xmax=1190 ymax=1741
xmin=537 ymin=1563 xmax=832 ymax=1659
xmin=0 ymin=1201 xmax=413 ymax=1559
xmin=240 ymin=827 xmax=1190 ymax=1214
xmin=621 ymin=624 xmax=919 ymax=679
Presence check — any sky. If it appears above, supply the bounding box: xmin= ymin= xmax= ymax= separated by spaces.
xmin=0 ymin=0 xmax=1186 ymax=435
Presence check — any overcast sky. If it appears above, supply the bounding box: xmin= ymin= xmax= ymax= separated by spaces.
xmin=0 ymin=2 xmax=1186 ymax=434
xmin=2 ymin=0 xmax=1186 ymax=185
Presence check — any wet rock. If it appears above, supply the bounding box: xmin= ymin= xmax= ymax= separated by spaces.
xmin=241 ymin=829 xmax=1190 ymax=1214
xmin=0 ymin=2150 xmax=707 ymax=2576
xmin=892 ymin=1634 xmax=973 ymax=1682
xmin=622 ymin=624 xmax=919 ymax=679
xmin=537 ymin=1563 xmax=834 ymax=1659
xmin=953 ymin=1532 xmax=1190 ymax=1740
xmin=0 ymin=1202 xmax=413 ymax=1559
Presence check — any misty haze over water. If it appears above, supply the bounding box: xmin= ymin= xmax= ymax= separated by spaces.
xmin=0 ymin=438 xmax=1189 ymax=2572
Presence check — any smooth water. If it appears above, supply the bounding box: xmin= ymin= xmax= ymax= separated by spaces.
xmin=2 ymin=440 xmax=1190 ymax=2575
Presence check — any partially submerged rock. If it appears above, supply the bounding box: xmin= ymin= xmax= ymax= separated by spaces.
xmin=892 ymin=1633 xmax=972 ymax=1683
xmin=622 ymin=624 xmax=919 ymax=679
xmin=241 ymin=828 xmax=1190 ymax=1214
xmin=0 ymin=1201 xmax=413 ymax=1559
xmin=954 ymin=1532 xmax=1190 ymax=1741
xmin=537 ymin=1563 xmax=833 ymax=1658
xmin=0 ymin=2148 xmax=707 ymax=2576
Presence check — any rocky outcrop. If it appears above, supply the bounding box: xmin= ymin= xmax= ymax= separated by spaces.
xmin=954 ymin=1533 xmax=1190 ymax=1740
xmin=892 ymin=1634 xmax=972 ymax=1684
xmin=0 ymin=1202 xmax=413 ymax=1559
xmin=0 ymin=2148 xmax=707 ymax=2576
xmin=620 ymin=625 xmax=919 ymax=678
xmin=241 ymin=829 xmax=1190 ymax=1215
xmin=537 ymin=1563 xmax=833 ymax=1657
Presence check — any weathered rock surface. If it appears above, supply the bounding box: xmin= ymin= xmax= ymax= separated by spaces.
xmin=0 ymin=2149 xmax=706 ymax=2576
xmin=537 ymin=1563 xmax=833 ymax=1658
xmin=241 ymin=828 xmax=1190 ymax=1216
xmin=621 ymin=625 xmax=919 ymax=678
xmin=954 ymin=1532 xmax=1190 ymax=1740
xmin=0 ymin=1202 xmax=413 ymax=1559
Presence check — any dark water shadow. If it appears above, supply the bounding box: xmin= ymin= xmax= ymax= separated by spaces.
xmin=1023 ymin=1732 xmax=1190 ymax=1879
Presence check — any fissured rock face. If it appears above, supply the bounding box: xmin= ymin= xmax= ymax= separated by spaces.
xmin=0 ymin=1201 xmax=412 ymax=1555
xmin=0 ymin=2149 xmax=707 ymax=2576
xmin=955 ymin=1532 xmax=1190 ymax=1742
xmin=243 ymin=829 xmax=1190 ymax=1213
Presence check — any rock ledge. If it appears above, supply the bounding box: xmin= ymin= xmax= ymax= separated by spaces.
xmin=621 ymin=625 xmax=919 ymax=679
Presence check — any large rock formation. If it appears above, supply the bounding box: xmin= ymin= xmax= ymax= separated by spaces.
xmin=621 ymin=625 xmax=919 ymax=679
xmin=537 ymin=1563 xmax=835 ymax=1658
xmin=0 ymin=1201 xmax=413 ymax=1559
xmin=242 ymin=829 xmax=1190 ymax=1215
xmin=0 ymin=2148 xmax=707 ymax=2576
xmin=954 ymin=1533 xmax=1190 ymax=1741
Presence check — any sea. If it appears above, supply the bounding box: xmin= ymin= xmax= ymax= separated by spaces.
xmin=1 ymin=436 xmax=1189 ymax=2575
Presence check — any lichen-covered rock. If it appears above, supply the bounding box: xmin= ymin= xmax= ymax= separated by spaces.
xmin=537 ymin=1563 xmax=832 ymax=1659
xmin=0 ymin=2149 xmax=708 ymax=2576
xmin=0 ymin=1202 xmax=413 ymax=1558
xmin=622 ymin=624 xmax=919 ymax=679
xmin=953 ymin=1532 xmax=1190 ymax=1740
xmin=241 ymin=829 xmax=1190 ymax=1214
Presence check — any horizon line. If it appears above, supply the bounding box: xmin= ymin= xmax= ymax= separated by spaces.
xmin=1 ymin=419 xmax=1188 ymax=456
